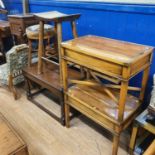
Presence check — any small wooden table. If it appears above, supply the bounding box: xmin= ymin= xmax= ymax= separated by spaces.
xmin=8 ymin=14 xmax=38 ymax=44
xmin=0 ymin=113 xmax=28 ymax=155
xmin=129 ymin=109 xmax=155 ymax=155
xmin=61 ymin=35 xmax=154 ymax=155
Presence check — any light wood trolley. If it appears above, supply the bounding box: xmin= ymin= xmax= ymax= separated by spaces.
xmin=60 ymin=35 xmax=154 ymax=155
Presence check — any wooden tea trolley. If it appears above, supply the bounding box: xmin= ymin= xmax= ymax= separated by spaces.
xmin=61 ymin=35 xmax=154 ymax=155
xmin=23 ymin=11 xmax=81 ymax=125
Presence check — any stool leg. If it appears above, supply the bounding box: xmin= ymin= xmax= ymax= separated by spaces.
xmin=112 ymin=134 xmax=120 ymax=155
xmin=28 ymin=39 xmax=32 ymax=67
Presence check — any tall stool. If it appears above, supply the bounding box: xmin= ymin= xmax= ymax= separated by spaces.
xmin=26 ymin=24 xmax=55 ymax=67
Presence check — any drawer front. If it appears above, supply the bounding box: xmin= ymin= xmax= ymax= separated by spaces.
xmin=64 ymin=49 xmax=123 ymax=79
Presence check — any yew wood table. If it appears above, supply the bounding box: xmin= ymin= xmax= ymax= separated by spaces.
xmin=61 ymin=35 xmax=154 ymax=155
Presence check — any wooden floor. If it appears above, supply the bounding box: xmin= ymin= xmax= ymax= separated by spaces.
xmin=0 ymin=86 xmax=129 ymax=155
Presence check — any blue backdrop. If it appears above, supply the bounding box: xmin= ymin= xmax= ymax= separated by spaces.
xmin=4 ymin=0 xmax=155 ymax=107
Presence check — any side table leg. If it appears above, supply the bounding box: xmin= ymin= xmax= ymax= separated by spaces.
xmin=129 ymin=125 xmax=139 ymax=155
xmin=112 ymin=134 xmax=120 ymax=155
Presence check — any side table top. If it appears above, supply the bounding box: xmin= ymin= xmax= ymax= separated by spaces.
xmin=61 ymin=35 xmax=154 ymax=66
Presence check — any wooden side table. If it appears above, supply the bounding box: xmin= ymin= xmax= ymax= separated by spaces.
xmin=61 ymin=35 xmax=154 ymax=155
xmin=0 ymin=113 xmax=29 ymax=155
xmin=8 ymin=14 xmax=38 ymax=44
xmin=129 ymin=109 xmax=155 ymax=155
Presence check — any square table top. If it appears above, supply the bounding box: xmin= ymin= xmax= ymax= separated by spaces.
xmin=34 ymin=11 xmax=80 ymax=22
xmin=61 ymin=35 xmax=154 ymax=66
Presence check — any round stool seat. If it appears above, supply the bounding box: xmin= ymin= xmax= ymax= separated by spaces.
xmin=26 ymin=24 xmax=55 ymax=40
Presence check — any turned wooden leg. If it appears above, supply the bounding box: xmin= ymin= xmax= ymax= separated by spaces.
xmin=28 ymin=39 xmax=32 ymax=67
xmin=65 ymin=103 xmax=70 ymax=128
xmin=112 ymin=134 xmax=120 ymax=155
xmin=8 ymin=75 xmax=17 ymax=100
xmin=129 ymin=125 xmax=139 ymax=155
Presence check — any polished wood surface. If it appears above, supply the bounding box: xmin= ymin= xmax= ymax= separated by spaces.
xmin=0 ymin=86 xmax=128 ymax=155
xmin=61 ymin=35 xmax=153 ymax=80
xmin=0 ymin=113 xmax=28 ymax=155
xmin=129 ymin=109 xmax=155 ymax=155
xmin=23 ymin=63 xmax=80 ymax=92
xmin=67 ymin=84 xmax=140 ymax=122
xmin=61 ymin=35 xmax=153 ymax=155
xmin=61 ymin=35 xmax=153 ymax=64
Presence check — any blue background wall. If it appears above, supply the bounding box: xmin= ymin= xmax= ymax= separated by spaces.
xmin=4 ymin=0 xmax=155 ymax=107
